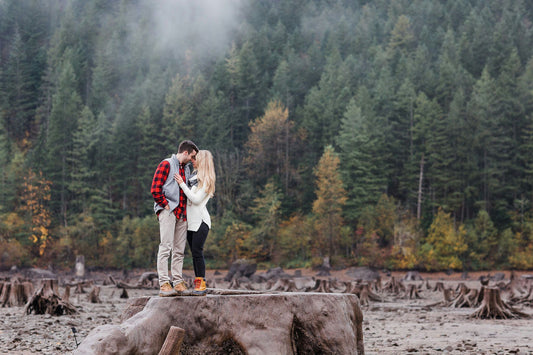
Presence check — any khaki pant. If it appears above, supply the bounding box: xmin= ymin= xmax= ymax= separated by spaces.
xmin=157 ymin=209 xmax=187 ymax=286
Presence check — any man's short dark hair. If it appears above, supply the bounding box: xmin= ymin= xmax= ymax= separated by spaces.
xmin=178 ymin=140 xmax=199 ymax=154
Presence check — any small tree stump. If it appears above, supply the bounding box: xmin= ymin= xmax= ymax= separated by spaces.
xmin=448 ymin=284 xmax=478 ymax=308
xmin=120 ymin=288 xmax=129 ymax=299
xmin=88 ymin=286 xmax=101 ymax=303
xmin=137 ymin=272 xmax=158 ymax=287
xmin=433 ymin=282 xmax=445 ymax=292
xmin=158 ymin=326 xmax=185 ymax=355
xmin=1 ymin=281 xmax=34 ymax=307
xmin=310 ymin=279 xmax=331 ymax=293
xmin=404 ymin=284 xmax=423 ymax=300
xmin=25 ymin=279 xmax=76 ymax=316
xmin=383 ymin=277 xmax=406 ymax=294
xmin=469 ymin=286 xmax=529 ymax=319
xmin=103 ymin=275 xmax=116 ymax=286
xmin=0 ymin=282 xmax=11 ymax=306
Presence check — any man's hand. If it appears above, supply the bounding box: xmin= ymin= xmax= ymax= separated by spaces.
xmin=164 ymin=205 xmax=170 ymax=210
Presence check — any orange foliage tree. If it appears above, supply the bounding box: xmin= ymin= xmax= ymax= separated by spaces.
xmin=19 ymin=169 xmax=52 ymax=258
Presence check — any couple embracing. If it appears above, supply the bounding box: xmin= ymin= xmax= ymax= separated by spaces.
xmin=151 ymin=140 xmax=215 ymax=297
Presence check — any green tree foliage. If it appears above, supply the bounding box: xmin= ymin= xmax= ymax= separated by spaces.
xmin=1 ymin=0 xmax=533 ymax=270
xmin=249 ymin=180 xmax=283 ymax=262
xmin=45 ymin=59 xmax=82 ymax=226
xmin=337 ymin=98 xmax=387 ymax=223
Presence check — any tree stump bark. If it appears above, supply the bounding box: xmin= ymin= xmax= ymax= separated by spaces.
xmin=25 ymin=279 xmax=76 ymax=316
xmin=158 ymin=326 xmax=185 ymax=355
xmin=469 ymin=286 xmax=529 ymax=319
xmin=63 ymin=286 xmax=71 ymax=303
xmin=1 ymin=281 xmax=34 ymax=307
xmin=0 ymin=282 xmax=10 ymax=306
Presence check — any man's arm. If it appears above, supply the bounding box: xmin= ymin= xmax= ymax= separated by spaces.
xmin=151 ymin=160 xmax=170 ymax=209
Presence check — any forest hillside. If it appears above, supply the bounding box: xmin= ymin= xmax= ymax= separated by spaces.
xmin=1 ymin=0 xmax=533 ymax=271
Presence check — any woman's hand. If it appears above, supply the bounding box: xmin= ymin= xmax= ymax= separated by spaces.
xmin=174 ymin=173 xmax=184 ymax=184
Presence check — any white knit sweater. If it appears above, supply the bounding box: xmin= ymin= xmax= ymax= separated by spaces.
xmin=178 ymin=182 xmax=212 ymax=232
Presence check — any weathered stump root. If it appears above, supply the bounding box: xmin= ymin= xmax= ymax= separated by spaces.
xmin=469 ymin=286 xmax=529 ymax=319
xmin=25 ymin=279 xmax=76 ymax=316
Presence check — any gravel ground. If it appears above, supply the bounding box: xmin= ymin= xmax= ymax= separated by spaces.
xmin=1 ymin=269 xmax=532 ymax=354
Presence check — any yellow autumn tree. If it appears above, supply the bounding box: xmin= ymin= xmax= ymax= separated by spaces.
xmin=19 ymin=169 xmax=52 ymax=257
xmin=245 ymin=100 xmax=298 ymax=190
xmin=421 ymin=208 xmax=468 ymax=270
xmin=312 ymin=145 xmax=347 ymax=261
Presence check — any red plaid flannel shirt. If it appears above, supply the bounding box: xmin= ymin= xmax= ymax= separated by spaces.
xmin=151 ymin=160 xmax=187 ymax=220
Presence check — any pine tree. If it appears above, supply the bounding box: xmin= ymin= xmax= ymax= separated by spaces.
xmin=336 ymin=98 xmax=387 ymax=224
xmin=45 ymin=59 xmax=82 ymax=226
xmin=68 ymin=106 xmax=97 ymax=215
xmin=249 ymin=180 xmax=283 ymax=261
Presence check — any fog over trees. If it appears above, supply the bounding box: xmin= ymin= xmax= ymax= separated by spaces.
xmin=1 ymin=0 xmax=533 ymax=271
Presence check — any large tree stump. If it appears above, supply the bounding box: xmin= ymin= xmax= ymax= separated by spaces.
xmin=25 ymin=279 xmax=76 ymax=316
xmin=469 ymin=286 xmax=529 ymax=319
xmin=75 ymin=293 xmax=364 ymax=355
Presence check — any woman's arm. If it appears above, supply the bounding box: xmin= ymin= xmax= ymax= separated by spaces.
xmin=177 ymin=181 xmax=208 ymax=205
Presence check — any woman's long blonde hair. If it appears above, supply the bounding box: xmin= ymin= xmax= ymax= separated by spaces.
xmin=195 ymin=150 xmax=216 ymax=196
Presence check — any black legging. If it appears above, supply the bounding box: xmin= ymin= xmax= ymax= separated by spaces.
xmin=187 ymin=222 xmax=209 ymax=278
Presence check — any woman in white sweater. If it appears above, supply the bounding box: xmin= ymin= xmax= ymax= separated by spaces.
xmin=174 ymin=150 xmax=215 ymax=295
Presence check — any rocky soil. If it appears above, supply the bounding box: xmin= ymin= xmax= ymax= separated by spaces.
xmin=0 ymin=269 xmax=532 ymax=354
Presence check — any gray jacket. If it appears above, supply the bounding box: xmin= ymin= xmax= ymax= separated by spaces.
xmin=153 ymin=154 xmax=193 ymax=215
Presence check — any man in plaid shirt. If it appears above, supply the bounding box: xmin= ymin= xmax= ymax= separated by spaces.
xmin=151 ymin=140 xmax=198 ymax=296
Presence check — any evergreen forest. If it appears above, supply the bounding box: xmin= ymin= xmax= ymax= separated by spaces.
xmin=1 ymin=0 xmax=533 ymax=272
